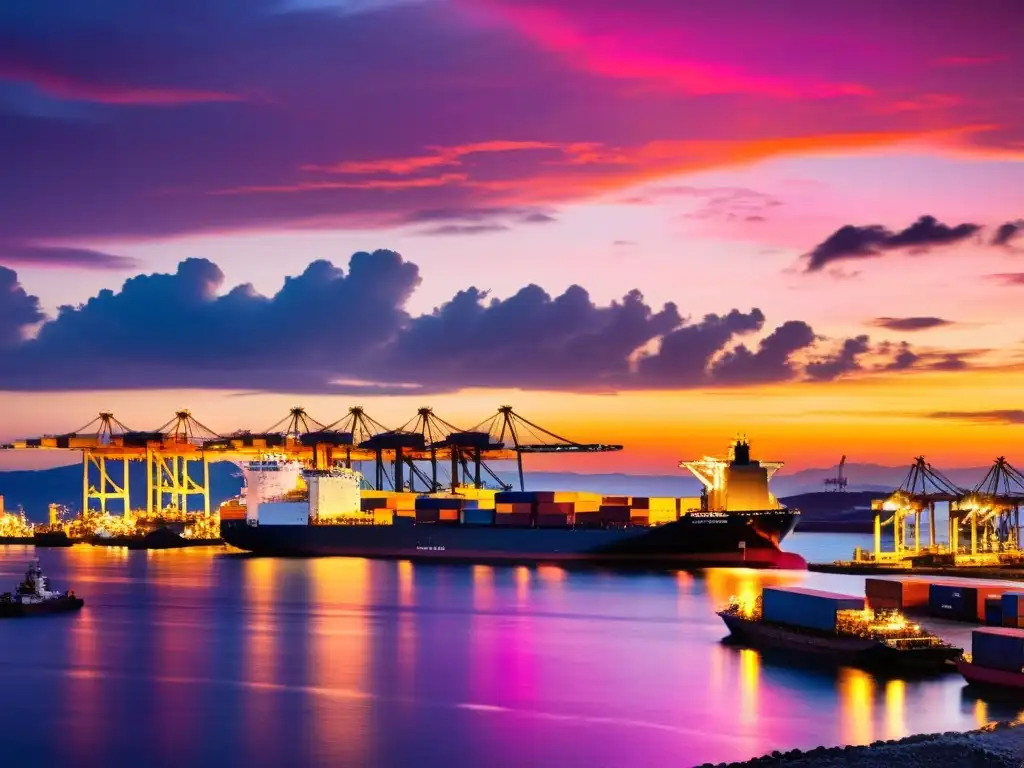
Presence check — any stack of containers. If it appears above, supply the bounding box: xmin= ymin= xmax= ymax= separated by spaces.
xmin=677 ymin=497 xmax=702 ymax=516
xmin=971 ymin=627 xmax=1024 ymax=673
xmin=414 ymin=496 xmax=463 ymax=524
xmin=928 ymin=582 xmax=1010 ymax=622
xmin=865 ymin=577 xmax=931 ymax=612
xmin=762 ymin=587 xmax=865 ymax=631
xmin=645 ymin=498 xmax=677 ymax=524
xmin=363 ymin=490 xmax=418 ymax=518
xmin=985 ymin=595 xmax=1003 ymax=626
xmin=598 ymin=496 xmax=631 ymax=525
xmin=1001 ymin=592 xmax=1024 ymax=628
xmin=536 ymin=491 xmax=578 ymax=528
xmin=454 ymin=487 xmax=498 ymax=510
xmin=494 ymin=491 xmax=536 ymax=527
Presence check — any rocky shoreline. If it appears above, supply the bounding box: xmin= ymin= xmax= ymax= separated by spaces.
xmin=696 ymin=720 xmax=1024 ymax=768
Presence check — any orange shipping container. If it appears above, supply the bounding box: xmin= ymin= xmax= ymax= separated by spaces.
xmin=496 ymin=502 xmax=533 ymax=514
xmin=865 ymin=578 xmax=930 ymax=612
xmin=536 ymin=502 xmax=575 ymax=515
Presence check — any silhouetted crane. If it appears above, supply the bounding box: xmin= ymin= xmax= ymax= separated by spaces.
xmin=824 ymin=455 xmax=848 ymax=492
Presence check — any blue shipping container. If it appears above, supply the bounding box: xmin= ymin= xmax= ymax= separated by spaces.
xmin=415 ymin=497 xmax=464 ymax=510
xmin=460 ymin=508 xmax=495 ymax=525
xmin=972 ymin=628 xmax=1024 ymax=672
xmin=495 ymin=491 xmax=542 ymax=503
xmin=928 ymin=583 xmax=977 ymax=621
xmin=761 ymin=587 xmax=865 ymax=632
xmin=985 ymin=597 xmax=1003 ymax=627
xmin=1002 ymin=592 xmax=1024 ymax=626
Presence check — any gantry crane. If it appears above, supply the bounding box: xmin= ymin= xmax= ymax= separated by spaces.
xmin=824 ymin=456 xmax=848 ymax=492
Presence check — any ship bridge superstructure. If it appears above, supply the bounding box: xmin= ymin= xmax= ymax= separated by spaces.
xmin=680 ymin=439 xmax=784 ymax=512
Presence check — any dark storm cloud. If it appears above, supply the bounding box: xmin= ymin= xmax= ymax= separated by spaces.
xmin=871 ymin=316 xmax=953 ymax=331
xmin=804 ymin=335 xmax=871 ymax=380
xmin=0 ymin=265 xmax=45 ymax=347
xmin=930 ymin=410 xmax=1024 ymax=425
xmin=992 ymin=220 xmax=1024 ymax=247
xmin=804 ymin=215 xmax=981 ymax=272
xmin=0 ymin=253 xmax=932 ymax=394
xmin=0 ymin=244 xmax=139 ymax=270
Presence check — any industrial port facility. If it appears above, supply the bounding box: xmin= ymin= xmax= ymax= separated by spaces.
xmin=0 ymin=404 xmax=626 ymax=543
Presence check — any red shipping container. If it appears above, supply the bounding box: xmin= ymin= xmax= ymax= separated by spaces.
xmin=530 ymin=491 xmax=557 ymax=503
xmin=496 ymin=502 xmax=533 ymax=514
xmin=975 ymin=586 xmax=1013 ymax=621
xmin=629 ymin=515 xmax=650 ymax=526
xmin=439 ymin=508 xmax=459 ymax=522
xmin=494 ymin=512 xmax=532 ymax=527
xmin=631 ymin=497 xmax=650 ymax=509
xmin=536 ymin=502 xmax=575 ymax=515
xmin=537 ymin=513 xmax=574 ymax=528
xmin=865 ymin=578 xmax=931 ymax=612
xmin=599 ymin=505 xmax=630 ymax=521
xmin=361 ymin=498 xmax=389 ymax=510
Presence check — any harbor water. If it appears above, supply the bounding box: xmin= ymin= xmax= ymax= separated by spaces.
xmin=1 ymin=532 xmax=1020 ymax=767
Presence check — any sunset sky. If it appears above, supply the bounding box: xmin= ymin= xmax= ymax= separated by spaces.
xmin=1 ymin=0 xmax=1023 ymax=474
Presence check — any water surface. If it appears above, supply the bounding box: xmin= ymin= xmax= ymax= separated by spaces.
xmin=1 ymin=534 xmax=1018 ymax=767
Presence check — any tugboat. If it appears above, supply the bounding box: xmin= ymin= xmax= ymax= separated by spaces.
xmin=718 ymin=587 xmax=961 ymax=673
xmin=0 ymin=559 xmax=84 ymax=618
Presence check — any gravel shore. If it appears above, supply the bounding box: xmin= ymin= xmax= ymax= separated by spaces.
xmin=697 ymin=720 xmax=1024 ymax=768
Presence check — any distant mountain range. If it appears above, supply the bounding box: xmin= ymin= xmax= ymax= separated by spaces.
xmin=0 ymin=459 xmax=988 ymax=523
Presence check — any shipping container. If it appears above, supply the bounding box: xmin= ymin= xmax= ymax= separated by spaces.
xmin=574 ymin=501 xmax=601 ymax=513
xmin=372 ymin=509 xmax=393 ymax=525
xmin=1002 ymin=592 xmax=1024 ymax=628
xmin=415 ymin=497 xmax=464 ymax=510
xmin=496 ymin=502 xmax=533 ymax=515
xmin=536 ymin=513 xmax=574 ymax=528
xmin=536 ymin=502 xmax=575 ymax=515
xmin=629 ymin=515 xmax=650 ymax=526
xmin=360 ymin=498 xmax=389 ymax=510
xmin=762 ymin=587 xmax=865 ymax=632
xmin=927 ymin=583 xmax=1008 ymax=622
xmin=493 ymin=512 xmax=532 ymax=527
xmin=438 ymin=508 xmax=459 ymax=522
xmin=460 ymin=507 xmax=495 ymax=525
xmin=631 ymin=497 xmax=650 ymax=509
xmin=602 ymin=496 xmax=630 ymax=506
xmin=415 ymin=509 xmax=439 ymax=524
xmin=985 ymin=595 xmax=1003 ymax=627
xmin=972 ymin=627 xmax=1024 ymax=673
xmin=495 ymin=491 xmax=555 ymax=503
xmin=865 ymin=578 xmax=931 ymax=611
xmin=598 ymin=505 xmax=630 ymax=522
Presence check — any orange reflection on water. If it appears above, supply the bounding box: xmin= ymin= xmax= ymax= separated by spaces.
xmin=243 ymin=557 xmax=278 ymax=688
xmin=974 ymin=698 xmax=989 ymax=728
xmin=884 ymin=679 xmax=906 ymax=740
xmin=397 ymin=560 xmax=414 ymax=607
xmin=738 ymin=648 xmax=760 ymax=728
xmin=308 ymin=557 xmax=371 ymax=766
xmin=65 ymin=594 xmax=99 ymax=754
xmin=703 ymin=568 xmax=800 ymax=607
xmin=472 ymin=565 xmax=495 ymax=611
xmin=536 ymin=564 xmax=565 ymax=585
xmin=838 ymin=667 xmax=875 ymax=745
xmin=515 ymin=565 xmax=531 ymax=603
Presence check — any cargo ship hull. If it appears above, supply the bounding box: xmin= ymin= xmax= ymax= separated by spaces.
xmin=221 ymin=509 xmax=804 ymax=568
xmin=0 ymin=595 xmax=84 ymax=619
xmin=720 ymin=613 xmax=960 ymax=671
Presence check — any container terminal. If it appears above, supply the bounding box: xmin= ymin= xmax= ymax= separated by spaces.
xmin=0 ymin=406 xmax=805 ymax=565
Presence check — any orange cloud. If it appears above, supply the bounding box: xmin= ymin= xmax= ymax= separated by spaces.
xmin=304 ymin=141 xmax=559 ymax=175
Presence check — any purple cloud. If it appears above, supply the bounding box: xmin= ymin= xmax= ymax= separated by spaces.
xmin=871 ymin=316 xmax=953 ymax=331
xmin=0 ymin=253 xmax=940 ymax=394
xmin=804 ymin=215 xmax=981 ymax=272
xmin=0 ymin=244 xmax=139 ymax=270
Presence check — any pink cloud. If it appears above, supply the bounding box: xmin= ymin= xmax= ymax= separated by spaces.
xmin=302 ymin=141 xmax=559 ymax=175
xmin=464 ymin=1 xmax=873 ymax=99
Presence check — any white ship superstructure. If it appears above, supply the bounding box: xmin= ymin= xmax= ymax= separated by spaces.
xmin=239 ymin=458 xmax=365 ymax=526
xmin=237 ymin=455 xmax=306 ymax=523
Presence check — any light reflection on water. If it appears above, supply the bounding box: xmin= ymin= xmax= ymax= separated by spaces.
xmin=0 ymin=536 xmax=1022 ymax=768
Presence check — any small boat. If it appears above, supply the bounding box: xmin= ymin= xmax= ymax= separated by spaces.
xmin=0 ymin=559 xmax=84 ymax=618
xmin=718 ymin=588 xmax=961 ymax=673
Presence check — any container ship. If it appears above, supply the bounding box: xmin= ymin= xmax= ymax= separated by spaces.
xmin=719 ymin=586 xmax=962 ymax=672
xmin=219 ymin=440 xmax=804 ymax=568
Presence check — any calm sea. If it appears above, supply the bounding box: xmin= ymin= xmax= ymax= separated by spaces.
xmin=1 ymin=533 xmax=1019 ymax=768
